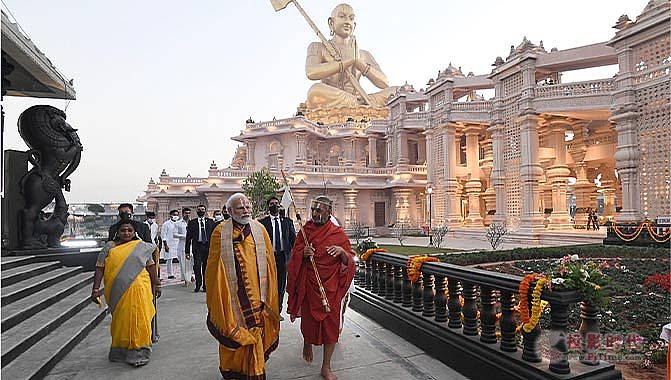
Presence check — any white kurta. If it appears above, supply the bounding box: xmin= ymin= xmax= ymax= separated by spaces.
xmin=176 ymin=219 xmax=192 ymax=282
xmin=160 ymin=220 xmax=180 ymax=260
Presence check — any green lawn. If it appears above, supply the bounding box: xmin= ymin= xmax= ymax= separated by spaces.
xmin=377 ymin=244 xmax=460 ymax=256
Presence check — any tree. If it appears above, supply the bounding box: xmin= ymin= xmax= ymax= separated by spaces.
xmin=242 ymin=168 xmax=281 ymax=217
xmin=393 ymin=223 xmax=408 ymax=246
xmin=431 ymin=225 xmax=449 ymax=248
xmin=485 ymin=222 xmax=508 ymax=250
xmin=349 ymin=221 xmax=367 ymax=246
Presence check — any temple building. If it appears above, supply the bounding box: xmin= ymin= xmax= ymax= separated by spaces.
xmin=141 ymin=1 xmax=670 ymax=241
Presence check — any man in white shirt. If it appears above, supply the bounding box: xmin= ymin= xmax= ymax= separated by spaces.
xmin=160 ymin=209 xmax=182 ymax=279
xmin=176 ymin=207 xmax=192 ymax=285
xmin=144 ymin=211 xmax=159 ymax=245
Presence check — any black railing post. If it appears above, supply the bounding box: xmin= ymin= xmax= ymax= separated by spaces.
xmin=447 ymin=278 xmax=463 ymax=329
xmin=462 ymin=282 xmax=479 ymax=336
xmin=434 ymin=275 xmax=448 ymax=323
xmin=371 ymin=260 xmax=380 ymax=294
xmin=412 ymin=274 xmax=424 ymax=312
xmin=499 ymin=290 xmax=517 ymax=352
xmin=393 ymin=264 xmax=403 ymax=304
xmin=549 ymin=300 xmax=571 ymax=374
xmin=480 ymin=286 xmax=497 ymax=343
xmin=385 ymin=263 xmax=395 ymax=301
xmin=364 ymin=260 xmax=372 ymax=290
xmin=401 ymin=266 xmax=412 ymax=308
xmin=422 ymin=273 xmax=436 ymax=317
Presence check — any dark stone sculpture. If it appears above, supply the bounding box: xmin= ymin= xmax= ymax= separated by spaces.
xmin=18 ymin=105 xmax=82 ymax=249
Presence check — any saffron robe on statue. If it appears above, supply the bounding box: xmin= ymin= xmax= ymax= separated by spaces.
xmin=205 ymin=219 xmax=280 ymax=380
xmin=286 ymin=220 xmax=356 ymax=345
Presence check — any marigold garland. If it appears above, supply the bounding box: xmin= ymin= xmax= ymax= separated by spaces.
xmin=522 ymin=277 xmax=548 ymax=333
xmin=517 ymin=273 xmax=541 ymax=327
xmin=406 ymin=255 xmax=440 ymax=283
xmin=360 ymin=248 xmax=386 ymax=262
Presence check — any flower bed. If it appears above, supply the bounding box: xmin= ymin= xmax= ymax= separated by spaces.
xmin=479 ymin=256 xmax=669 ymax=377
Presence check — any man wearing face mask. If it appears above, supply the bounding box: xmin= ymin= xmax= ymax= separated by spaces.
xmin=185 ymin=204 xmax=215 ymax=293
xmin=260 ymin=196 xmax=296 ymax=320
xmin=160 ymin=209 xmax=182 ymax=279
xmin=286 ymin=196 xmax=356 ymax=380
xmin=174 ymin=207 xmax=192 ymax=285
xmin=144 ymin=211 xmax=160 ymax=245
xmin=107 ymin=203 xmax=151 ymax=243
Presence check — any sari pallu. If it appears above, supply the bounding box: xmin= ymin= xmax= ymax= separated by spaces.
xmin=98 ymin=239 xmax=156 ymax=365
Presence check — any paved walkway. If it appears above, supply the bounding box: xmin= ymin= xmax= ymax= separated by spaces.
xmin=44 ymin=285 xmax=469 ymax=380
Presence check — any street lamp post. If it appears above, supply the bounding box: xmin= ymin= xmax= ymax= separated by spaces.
xmin=427 ymin=186 xmax=433 ymax=246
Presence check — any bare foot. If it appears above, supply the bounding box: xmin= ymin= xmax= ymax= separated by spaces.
xmin=302 ymin=342 xmax=313 ymax=363
xmin=320 ymin=368 xmax=337 ymax=380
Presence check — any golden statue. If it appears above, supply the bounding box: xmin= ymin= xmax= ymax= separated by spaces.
xmin=305 ymin=4 xmax=397 ymax=110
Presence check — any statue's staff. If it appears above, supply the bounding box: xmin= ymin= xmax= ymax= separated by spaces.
xmin=270 ymin=0 xmax=372 ymax=106
xmin=280 ymin=169 xmax=331 ymax=313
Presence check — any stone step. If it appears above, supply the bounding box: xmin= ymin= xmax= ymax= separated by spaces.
xmin=1 ymin=303 xmax=107 ymax=380
xmin=1 ymin=285 xmax=95 ymax=367
xmin=0 ymin=256 xmax=37 ymax=271
xmin=1 ymin=262 xmax=61 ymax=287
xmin=1 ymin=266 xmax=82 ymax=307
xmin=1 ymin=272 xmax=93 ymax=332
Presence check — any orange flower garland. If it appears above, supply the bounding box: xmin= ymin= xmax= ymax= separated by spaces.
xmin=516 ymin=273 xmax=548 ymax=333
xmin=407 ymin=255 xmax=440 ymax=283
xmin=517 ymin=273 xmax=541 ymax=328
xmin=360 ymin=248 xmax=386 ymax=262
xmin=523 ymin=277 xmax=548 ymax=333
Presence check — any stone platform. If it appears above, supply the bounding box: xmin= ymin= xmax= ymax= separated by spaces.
xmin=43 ymin=284 xmax=469 ymax=380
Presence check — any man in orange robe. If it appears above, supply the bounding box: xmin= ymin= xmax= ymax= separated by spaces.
xmin=205 ymin=193 xmax=280 ymax=379
xmin=287 ymin=196 xmax=356 ymax=380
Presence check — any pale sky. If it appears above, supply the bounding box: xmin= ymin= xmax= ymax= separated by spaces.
xmin=2 ymin=0 xmax=644 ymax=203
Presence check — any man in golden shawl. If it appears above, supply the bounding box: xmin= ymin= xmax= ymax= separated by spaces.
xmin=92 ymin=219 xmax=161 ymax=367
xmin=205 ymin=193 xmax=280 ymax=379
xmin=287 ymin=196 xmax=356 ymax=380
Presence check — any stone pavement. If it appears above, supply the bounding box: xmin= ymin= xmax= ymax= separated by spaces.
xmin=44 ymin=284 xmax=470 ymax=380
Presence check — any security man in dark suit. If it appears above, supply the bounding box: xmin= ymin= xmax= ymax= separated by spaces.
xmin=107 ymin=203 xmax=152 ymax=243
xmin=259 ymin=196 xmax=296 ymax=319
xmin=185 ymin=204 xmax=215 ymax=292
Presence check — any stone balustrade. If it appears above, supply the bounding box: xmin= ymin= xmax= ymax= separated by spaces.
xmin=534 ymin=79 xmax=615 ymax=98
xmin=161 ymin=176 xmax=207 ymax=184
xmin=450 ymin=100 xmax=494 ymax=111
xmin=352 ymin=252 xmax=622 ymax=380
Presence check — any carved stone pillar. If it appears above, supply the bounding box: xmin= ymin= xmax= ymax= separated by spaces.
xmin=519 ymin=113 xmax=544 ymax=230
xmin=392 ymin=188 xmax=411 ymax=225
xmin=246 ymin=139 xmax=256 ymax=170
xmin=417 ymin=135 xmax=427 ymax=164
xmin=464 ymin=125 xmax=483 ymax=226
xmin=157 ymin=200 xmax=171 ymax=224
xmin=398 ymin=130 xmax=409 ymax=165
xmin=443 ymin=123 xmax=462 ymax=226
xmin=610 ymin=110 xmax=640 ymax=222
xmin=602 ymin=184 xmax=616 ymax=221
xmin=489 ymin=122 xmax=506 ymax=225
xmin=368 ymin=136 xmax=378 ymax=167
xmin=295 ymin=132 xmax=307 ymax=166
xmin=293 ymin=189 xmax=309 ymax=222
xmin=344 ymin=189 xmax=358 ymax=227
xmin=572 ymin=162 xmax=596 ymax=227
xmin=546 ymin=121 xmax=571 ymax=229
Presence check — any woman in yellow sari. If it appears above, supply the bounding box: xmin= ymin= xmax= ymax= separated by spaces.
xmin=91 ymin=220 xmax=161 ymax=366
